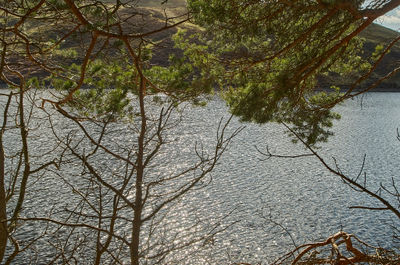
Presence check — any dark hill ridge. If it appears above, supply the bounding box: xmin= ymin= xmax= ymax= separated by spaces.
xmin=361 ymin=23 xmax=400 ymax=46
xmin=359 ymin=23 xmax=400 ymax=91
xmin=151 ymin=19 xmax=400 ymax=91
xmin=320 ymin=23 xmax=400 ymax=91
xmin=2 ymin=0 xmax=400 ymax=91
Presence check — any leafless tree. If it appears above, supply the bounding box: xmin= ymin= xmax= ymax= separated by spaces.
xmin=0 ymin=1 xmax=242 ymax=264
xmin=259 ymin=123 xmax=400 ymax=264
xmin=2 ymin=1 xmax=400 ymax=264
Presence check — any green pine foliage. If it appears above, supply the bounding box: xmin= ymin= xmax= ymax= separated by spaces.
xmin=186 ymin=0 xmax=376 ymax=145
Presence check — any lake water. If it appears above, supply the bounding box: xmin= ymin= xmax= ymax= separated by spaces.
xmin=3 ymin=91 xmax=400 ymax=264
xmin=173 ymin=92 xmax=400 ymax=263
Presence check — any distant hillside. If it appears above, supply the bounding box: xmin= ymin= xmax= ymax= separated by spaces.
xmin=359 ymin=23 xmax=400 ymax=90
xmin=320 ymin=23 xmax=400 ymax=91
xmin=145 ymin=0 xmax=400 ymax=91
xmin=3 ymin=1 xmax=400 ymax=92
xmin=149 ymin=11 xmax=400 ymax=91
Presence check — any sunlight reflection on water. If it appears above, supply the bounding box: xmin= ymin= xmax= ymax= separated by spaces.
xmin=2 ymin=92 xmax=400 ymax=264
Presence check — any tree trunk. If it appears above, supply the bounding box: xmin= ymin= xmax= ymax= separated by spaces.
xmin=0 ymin=138 xmax=7 ymax=263
xmin=130 ymin=68 xmax=146 ymax=265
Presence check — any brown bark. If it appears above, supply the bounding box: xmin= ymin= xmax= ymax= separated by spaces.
xmin=0 ymin=128 xmax=7 ymax=264
xmin=0 ymin=93 xmax=12 ymax=263
xmin=130 ymin=76 xmax=146 ymax=265
xmin=124 ymin=39 xmax=147 ymax=265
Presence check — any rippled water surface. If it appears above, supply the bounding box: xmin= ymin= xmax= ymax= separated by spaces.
xmin=3 ymin=91 xmax=400 ymax=264
xmin=177 ymin=93 xmax=400 ymax=263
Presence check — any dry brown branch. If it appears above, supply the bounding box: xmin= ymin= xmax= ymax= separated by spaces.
xmin=272 ymin=231 xmax=399 ymax=265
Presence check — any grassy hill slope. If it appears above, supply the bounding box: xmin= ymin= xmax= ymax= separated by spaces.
xmin=357 ymin=23 xmax=400 ymax=90
xmin=3 ymin=1 xmax=400 ymax=91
